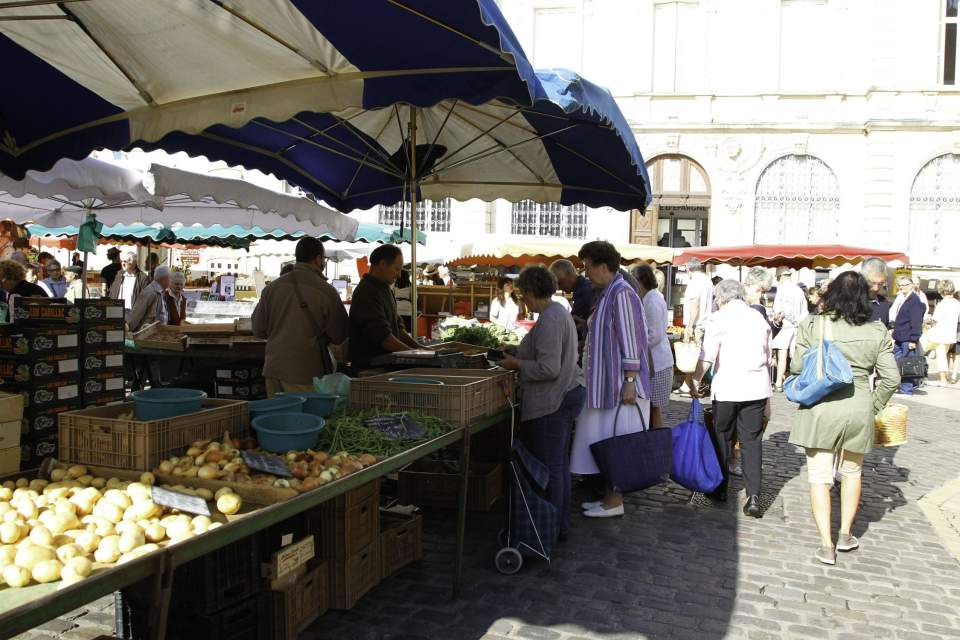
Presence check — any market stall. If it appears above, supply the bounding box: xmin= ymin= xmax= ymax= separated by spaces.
xmin=673 ymin=244 xmax=910 ymax=269
xmin=451 ymin=238 xmax=675 ymax=269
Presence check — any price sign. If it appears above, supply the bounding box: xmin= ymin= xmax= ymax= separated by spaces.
xmin=364 ymin=415 xmax=425 ymax=440
xmin=151 ymin=486 xmax=210 ymax=516
xmin=241 ymin=451 xmax=292 ymax=477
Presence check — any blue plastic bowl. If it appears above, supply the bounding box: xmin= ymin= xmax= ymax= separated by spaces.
xmin=132 ymin=388 xmax=207 ymax=421
xmin=252 ymin=412 xmax=325 ymax=453
xmin=286 ymin=392 xmax=339 ymax=418
xmin=249 ymin=395 xmax=305 ymax=421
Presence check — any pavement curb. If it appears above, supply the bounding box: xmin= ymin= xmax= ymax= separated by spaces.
xmin=918 ymin=477 xmax=960 ymax=562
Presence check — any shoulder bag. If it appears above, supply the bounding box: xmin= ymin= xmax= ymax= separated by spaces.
xmin=785 ymin=316 xmax=853 ymax=407
xmin=589 ymin=402 xmax=673 ymax=493
xmin=289 ymin=273 xmax=335 ymax=375
xmin=670 ymin=399 xmax=723 ymax=493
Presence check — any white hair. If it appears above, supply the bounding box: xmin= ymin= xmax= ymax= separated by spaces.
xmin=549 ymin=259 xmax=578 ymax=278
xmin=714 ymin=279 xmax=745 ymax=306
xmin=121 ymin=251 xmax=137 ymax=262
xmin=170 ymin=271 xmax=186 ymax=285
xmin=153 ymin=266 xmax=171 ymax=280
xmin=687 ymin=257 xmax=704 ymax=273
xmin=744 ymin=267 xmax=773 ymax=291
xmin=861 ymin=257 xmax=888 ymax=278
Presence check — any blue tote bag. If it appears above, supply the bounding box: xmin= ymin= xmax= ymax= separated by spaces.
xmin=670 ymin=399 xmax=723 ymax=493
xmin=785 ymin=316 xmax=854 ymax=407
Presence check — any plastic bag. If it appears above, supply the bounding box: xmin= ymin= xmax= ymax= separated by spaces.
xmin=313 ymin=373 xmax=351 ymax=411
xmin=670 ymin=399 xmax=723 ymax=493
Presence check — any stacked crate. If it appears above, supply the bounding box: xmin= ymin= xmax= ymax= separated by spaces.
xmin=76 ymin=299 xmax=126 ymax=406
xmin=1 ymin=299 xmax=82 ymax=468
xmin=0 ymin=391 xmax=24 ymax=475
xmin=215 ymin=364 xmax=267 ymax=401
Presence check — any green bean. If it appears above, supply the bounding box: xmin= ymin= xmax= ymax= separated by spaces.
xmin=316 ymin=410 xmax=454 ymax=457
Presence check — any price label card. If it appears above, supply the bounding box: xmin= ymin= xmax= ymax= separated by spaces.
xmin=241 ymin=451 xmax=292 ymax=477
xmin=364 ymin=415 xmax=424 ymax=440
xmin=151 ymin=486 xmax=210 ymax=516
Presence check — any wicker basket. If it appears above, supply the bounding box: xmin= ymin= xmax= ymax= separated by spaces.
xmin=875 ymin=403 xmax=908 ymax=447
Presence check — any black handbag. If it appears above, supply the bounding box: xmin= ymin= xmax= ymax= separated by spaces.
xmin=589 ymin=403 xmax=673 ymax=493
xmin=898 ymin=355 xmax=928 ymax=379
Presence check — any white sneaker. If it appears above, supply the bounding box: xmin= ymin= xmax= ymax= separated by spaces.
xmin=583 ymin=504 xmax=624 ymax=518
xmin=581 ymin=501 xmax=603 ymax=511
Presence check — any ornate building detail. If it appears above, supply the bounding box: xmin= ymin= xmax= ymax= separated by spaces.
xmin=753 ymin=154 xmax=840 ymax=244
xmin=715 ymin=137 xmax=765 ymax=218
xmin=909 ymin=154 xmax=960 ymax=266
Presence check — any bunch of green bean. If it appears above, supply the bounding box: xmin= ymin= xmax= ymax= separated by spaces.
xmin=317 ymin=410 xmax=453 ymax=458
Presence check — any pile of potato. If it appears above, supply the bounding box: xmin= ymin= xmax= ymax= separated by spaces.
xmin=0 ymin=465 xmax=243 ymax=590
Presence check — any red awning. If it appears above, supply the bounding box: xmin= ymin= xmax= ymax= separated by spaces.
xmin=673 ymin=245 xmax=910 ymax=269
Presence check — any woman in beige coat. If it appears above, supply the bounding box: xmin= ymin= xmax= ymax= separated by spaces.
xmin=788 ymin=271 xmax=900 ymax=566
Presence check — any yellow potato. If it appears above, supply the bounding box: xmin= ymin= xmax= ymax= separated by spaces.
xmin=63 ymin=556 xmax=93 ymax=579
xmin=74 ymin=531 xmax=100 ymax=554
xmin=118 ymin=530 xmax=145 ymax=554
xmin=90 ymin=477 xmax=107 ymax=489
xmin=66 ymin=466 xmax=87 ymax=480
xmin=31 ymin=559 xmax=63 ymax=583
xmin=94 ymin=536 xmax=120 ymax=564
xmin=139 ymin=472 xmax=156 ymax=486
xmin=49 ymin=468 xmax=67 ymax=482
xmin=3 ymin=564 xmax=31 ymax=588
xmin=0 ymin=521 xmax=22 ymax=544
xmin=103 ymin=490 xmax=131 ymax=510
xmin=15 ymin=544 xmax=55 ymax=570
xmin=191 ymin=516 xmax=212 ymax=534
xmin=28 ymin=479 xmax=48 ymax=493
xmin=28 ymin=525 xmax=54 ymax=547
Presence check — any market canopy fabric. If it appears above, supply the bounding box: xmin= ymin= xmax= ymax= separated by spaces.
xmin=0 ymin=0 xmax=537 ymax=181
xmin=673 ymin=244 xmax=911 ymax=269
xmin=450 ymin=239 xmax=675 ymax=268
xmin=0 ymin=157 xmax=358 ymax=239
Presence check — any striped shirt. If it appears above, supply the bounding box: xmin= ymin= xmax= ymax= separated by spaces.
xmin=585 ymin=274 xmax=652 ymax=409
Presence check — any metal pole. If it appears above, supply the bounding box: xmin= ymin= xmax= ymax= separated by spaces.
xmin=408 ymin=107 xmax=419 ymax=340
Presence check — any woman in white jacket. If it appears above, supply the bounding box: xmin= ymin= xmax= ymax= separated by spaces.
xmin=489 ymin=276 xmax=519 ymax=331
xmin=632 ymin=264 xmax=673 ymax=427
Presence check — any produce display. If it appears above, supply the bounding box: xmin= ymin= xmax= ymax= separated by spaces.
xmin=0 ymin=465 xmax=244 ymax=590
xmin=441 ymin=323 xmax=519 ymax=348
xmin=152 ymin=412 xmax=453 ymax=494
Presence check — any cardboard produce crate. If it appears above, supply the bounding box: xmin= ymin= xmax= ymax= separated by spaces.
xmin=0 ymin=351 xmax=79 ymax=385
xmin=215 ymin=364 xmax=262 ymax=382
xmin=0 ymin=419 xmax=19 ymax=450
xmin=10 ymin=297 xmax=80 ymax=325
xmin=13 ymin=376 xmax=80 ymax=409
xmin=22 ymin=401 xmax=77 ymax=437
xmin=79 ymin=323 xmax=125 ymax=349
xmin=350 ymin=368 xmax=515 ymax=427
xmin=0 ymin=326 xmax=79 ymax=357
xmin=80 ymin=346 xmax=125 ymax=374
xmin=76 ymin=298 xmax=125 ymax=325
xmin=21 ymin=432 xmax=57 ymax=470
xmin=0 ymin=445 xmax=19 ymax=475
xmin=398 ymin=460 xmax=502 ymax=511
xmin=58 ymin=398 xmax=248 ymax=470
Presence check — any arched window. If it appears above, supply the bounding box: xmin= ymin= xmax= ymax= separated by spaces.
xmin=631 ymin=154 xmax=710 ymax=247
xmin=909 ymin=154 xmax=960 ymax=265
xmin=754 ymin=154 xmax=840 ymax=244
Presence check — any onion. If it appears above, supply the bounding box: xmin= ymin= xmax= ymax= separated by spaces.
xmin=216 ymin=493 xmax=242 ymax=516
xmin=158 ymin=461 xmax=174 ymax=474
xmin=139 ymin=472 xmax=156 ymax=486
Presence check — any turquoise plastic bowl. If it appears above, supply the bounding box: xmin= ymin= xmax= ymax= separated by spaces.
xmin=249 ymin=395 xmax=305 ymax=422
xmin=286 ymin=392 xmax=339 ymax=418
xmin=252 ymin=412 xmax=324 ymax=453
xmin=132 ymin=388 xmax=207 ymax=421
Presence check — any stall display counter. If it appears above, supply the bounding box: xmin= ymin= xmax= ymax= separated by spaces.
xmin=0 ymin=409 xmax=511 ymax=639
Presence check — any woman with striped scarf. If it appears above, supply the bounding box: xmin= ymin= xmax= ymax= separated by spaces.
xmin=570 ymin=241 xmax=652 ymax=518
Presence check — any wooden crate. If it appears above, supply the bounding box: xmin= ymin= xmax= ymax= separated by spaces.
xmin=58 ymin=399 xmax=248 ymax=470
xmin=380 ymin=510 xmax=423 ymax=579
xmin=398 ymin=460 xmax=502 ymax=512
xmin=270 ymin=561 xmax=328 ymax=640
xmin=329 ymin=540 xmax=380 ymax=610
xmin=0 ymin=390 xmax=23 ymax=422
xmin=350 ymin=368 xmax=514 ymax=427
xmin=132 ymin=322 xmax=187 ymax=351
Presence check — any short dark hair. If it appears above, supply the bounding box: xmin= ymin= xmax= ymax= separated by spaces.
xmin=279 ymin=263 xmax=294 ymax=276
xmin=822 ymin=271 xmax=872 ymax=326
xmin=577 ymin=240 xmax=620 ymax=273
xmin=397 ymin=269 xmax=411 ymax=288
xmin=516 ymin=265 xmax=557 ymax=300
xmin=631 ymin=264 xmax=658 ymax=291
xmin=370 ymin=244 xmax=402 ymax=266
xmin=295 ymin=237 xmax=325 ymax=263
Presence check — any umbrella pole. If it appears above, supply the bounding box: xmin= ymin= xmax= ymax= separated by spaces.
xmin=409 ymin=107 xmax=419 ymax=341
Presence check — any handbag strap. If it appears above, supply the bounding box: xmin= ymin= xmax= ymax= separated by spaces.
xmin=611 ymin=399 xmax=649 ymax=438
xmin=290 ymin=272 xmax=334 ymax=375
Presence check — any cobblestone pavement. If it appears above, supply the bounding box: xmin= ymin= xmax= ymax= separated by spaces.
xmin=14 ymin=388 xmax=960 ymax=640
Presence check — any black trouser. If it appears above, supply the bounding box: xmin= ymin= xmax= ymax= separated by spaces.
xmin=710 ymin=399 xmax=766 ymax=498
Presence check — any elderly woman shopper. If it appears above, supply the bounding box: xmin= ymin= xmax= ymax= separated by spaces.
xmin=164 ymin=271 xmax=189 ymax=325
xmin=499 ymin=266 xmax=586 ymax=539
xmin=570 ymin=241 xmax=651 ymax=519
xmin=929 ymin=280 xmax=960 ymax=386
xmin=63 ymin=266 xmax=85 ymax=302
xmin=39 ymin=259 xmax=68 ymax=298
xmin=789 ymin=272 xmax=899 ymax=565
xmin=688 ymin=280 xmax=772 ymax=517
xmin=631 ymin=263 xmax=673 ymax=428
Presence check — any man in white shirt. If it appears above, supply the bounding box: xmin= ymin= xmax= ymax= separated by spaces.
xmin=109 ymin=251 xmax=150 ymax=311
xmin=689 ymin=279 xmax=772 ymax=518
xmin=683 ymin=258 xmax=714 ymax=345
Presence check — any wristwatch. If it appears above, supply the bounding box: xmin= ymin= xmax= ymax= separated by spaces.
xmin=623 ymin=375 xmax=636 ymax=383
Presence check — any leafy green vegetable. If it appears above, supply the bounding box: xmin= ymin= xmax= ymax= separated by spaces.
xmin=318 ymin=410 xmax=453 ymax=458
xmin=441 ymin=323 xmax=519 ymax=347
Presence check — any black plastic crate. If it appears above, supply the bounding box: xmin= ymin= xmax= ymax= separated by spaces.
xmin=10 ymin=376 xmax=80 ymax=410
xmin=10 ymin=297 xmax=79 ymax=325
xmin=215 ymin=364 xmax=262 ymax=382
xmin=21 ymin=432 xmax=57 ymax=469
xmin=0 ymin=352 xmax=80 ymax=385
xmin=168 ymin=593 xmax=269 ymax=640
xmin=80 ymin=346 xmax=125 ymax=374
xmin=22 ymin=401 xmax=79 ymax=436
xmin=215 ymin=379 xmax=266 ymax=399
xmin=172 ymin=534 xmax=262 ymax=615
xmin=79 ymin=323 xmax=125 ymax=349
